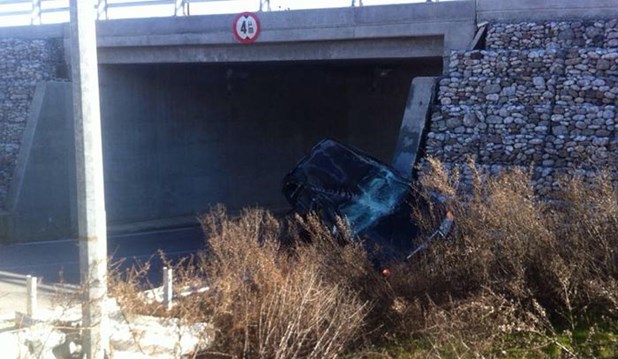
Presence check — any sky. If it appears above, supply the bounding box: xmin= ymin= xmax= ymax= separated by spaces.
xmin=0 ymin=0 xmax=433 ymax=27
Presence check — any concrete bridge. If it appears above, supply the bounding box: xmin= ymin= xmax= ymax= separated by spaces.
xmin=0 ymin=0 xmax=616 ymax=242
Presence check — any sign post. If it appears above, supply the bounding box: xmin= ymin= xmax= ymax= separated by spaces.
xmin=69 ymin=0 xmax=109 ymax=358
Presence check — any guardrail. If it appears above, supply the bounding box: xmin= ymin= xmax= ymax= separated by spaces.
xmin=0 ymin=0 xmax=272 ymax=25
xmin=0 ymin=0 xmax=434 ymax=26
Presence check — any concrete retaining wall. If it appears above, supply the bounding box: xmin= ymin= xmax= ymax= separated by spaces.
xmin=0 ymin=37 xmax=66 ymax=208
xmin=4 ymin=82 xmax=76 ymax=242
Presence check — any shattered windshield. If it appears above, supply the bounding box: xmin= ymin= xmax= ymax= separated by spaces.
xmin=338 ymin=167 xmax=409 ymax=235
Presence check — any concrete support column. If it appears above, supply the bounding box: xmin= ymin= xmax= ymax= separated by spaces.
xmin=69 ymin=0 xmax=109 ymax=358
xmin=392 ymin=77 xmax=437 ymax=178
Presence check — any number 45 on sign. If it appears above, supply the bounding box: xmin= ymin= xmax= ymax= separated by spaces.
xmin=233 ymin=12 xmax=261 ymax=44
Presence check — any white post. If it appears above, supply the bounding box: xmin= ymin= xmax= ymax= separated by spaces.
xmin=259 ymin=0 xmax=270 ymax=12
xmin=97 ymin=0 xmax=108 ymax=20
xmin=31 ymin=0 xmax=41 ymax=25
xmin=69 ymin=0 xmax=109 ymax=358
xmin=174 ymin=0 xmax=187 ymax=16
xmin=26 ymin=275 xmax=37 ymax=317
xmin=163 ymin=267 xmax=173 ymax=310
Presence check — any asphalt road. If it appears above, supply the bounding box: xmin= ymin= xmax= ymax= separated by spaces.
xmin=0 ymin=226 xmax=206 ymax=285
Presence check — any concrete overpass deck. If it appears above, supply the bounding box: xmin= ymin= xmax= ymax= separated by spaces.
xmin=92 ymin=1 xmax=475 ymax=64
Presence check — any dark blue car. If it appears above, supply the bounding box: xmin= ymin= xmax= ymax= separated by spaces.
xmin=282 ymin=139 xmax=453 ymax=272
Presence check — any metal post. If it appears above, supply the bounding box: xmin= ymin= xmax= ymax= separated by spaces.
xmin=259 ymin=0 xmax=270 ymax=12
xmin=163 ymin=267 xmax=173 ymax=310
xmin=174 ymin=0 xmax=188 ymax=16
xmin=69 ymin=0 xmax=109 ymax=358
xmin=26 ymin=275 xmax=37 ymax=317
xmin=31 ymin=0 xmax=41 ymax=25
xmin=97 ymin=0 xmax=108 ymax=20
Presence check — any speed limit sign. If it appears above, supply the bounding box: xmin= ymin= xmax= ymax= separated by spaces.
xmin=233 ymin=12 xmax=261 ymax=44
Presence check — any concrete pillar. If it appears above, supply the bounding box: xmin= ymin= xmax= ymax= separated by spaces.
xmin=392 ymin=77 xmax=437 ymax=178
xmin=69 ymin=0 xmax=109 ymax=358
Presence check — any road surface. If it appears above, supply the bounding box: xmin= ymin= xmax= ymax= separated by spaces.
xmin=0 ymin=226 xmax=205 ymax=314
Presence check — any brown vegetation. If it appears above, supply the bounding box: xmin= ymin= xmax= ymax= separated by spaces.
xmin=111 ymin=159 xmax=618 ymax=358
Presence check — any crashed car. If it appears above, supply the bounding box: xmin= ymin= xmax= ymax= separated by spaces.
xmin=282 ymin=138 xmax=453 ymax=273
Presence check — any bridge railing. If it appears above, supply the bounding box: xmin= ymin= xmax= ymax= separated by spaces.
xmin=0 ymin=0 xmax=272 ymax=26
xmin=0 ymin=0 xmax=434 ymax=27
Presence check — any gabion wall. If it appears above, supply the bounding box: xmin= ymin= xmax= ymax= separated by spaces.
xmin=425 ymin=19 xmax=617 ymax=195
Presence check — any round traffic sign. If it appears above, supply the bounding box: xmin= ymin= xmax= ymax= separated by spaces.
xmin=233 ymin=12 xmax=261 ymax=44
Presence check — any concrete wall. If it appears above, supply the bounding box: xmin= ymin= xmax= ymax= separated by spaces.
xmin=0 ymin=37 xmax=66 ymax=208
xmin=477 ymin=0 xmax=618 ymax=22
xmin=5 ymin=82 xmax=76 ymax=243
xmin=99 ymin=60 xmax=441 ymax=228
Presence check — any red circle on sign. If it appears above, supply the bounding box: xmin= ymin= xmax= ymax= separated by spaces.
xmin=232 ymin=12 xmax=261 ymax=44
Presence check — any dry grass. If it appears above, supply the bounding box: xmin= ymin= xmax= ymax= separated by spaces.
xmin=110 ymin=158 xmax=618 ymax=358
xmin=111 ymin=207 xmax=371 ymax=359
xmin=380 ymin=158 xmax=618 ymax=357
xmin=197 ymin=207 xmax=370 ymax=359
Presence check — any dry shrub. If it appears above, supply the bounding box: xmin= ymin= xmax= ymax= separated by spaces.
xmin=197 ymin=206 xmax=370 ymax=358
xmin=110 ymin=158 xmax=617 ymax=358
xmin=387 ymin=158 xmax=618 ymax=355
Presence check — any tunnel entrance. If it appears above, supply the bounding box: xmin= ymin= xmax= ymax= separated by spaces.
xmin=99 ymin=58 xmax=442 ymax=228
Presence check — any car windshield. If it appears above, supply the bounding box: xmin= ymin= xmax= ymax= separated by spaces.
xmin=338 ymin=167 xmax=410 ymax=235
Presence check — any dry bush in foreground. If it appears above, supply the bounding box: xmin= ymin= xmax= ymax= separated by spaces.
xmin=383 ymin=158 xmax=618 ymax=356
xmin=197 ymin=207 xmax=369 ymax=359
xmin=110 ymin=208 xmax=371 ymax=358
xmin=111 ymin=158 xmax=617 ymax=358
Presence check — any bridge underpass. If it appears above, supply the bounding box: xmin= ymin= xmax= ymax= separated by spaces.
xmin=99 ymin=58 xmax=442 ymax=228
xmin=1 ymin=1 xmax=475 ymax=242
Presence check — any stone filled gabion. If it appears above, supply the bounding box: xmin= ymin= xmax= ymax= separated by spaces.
xmin=427 ymin=19 xmax=618 ymax=196
xmin=487 ymin=19 xmax=618 ymax=50
xmin=0 ymin=38 xmax=64 ymax=208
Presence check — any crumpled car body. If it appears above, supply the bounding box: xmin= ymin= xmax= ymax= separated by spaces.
xmin=282 ymin=138 xmax=452 ymax=268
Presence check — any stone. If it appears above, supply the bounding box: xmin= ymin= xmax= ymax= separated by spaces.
xmin=486 ymin=94 xmax=500 ymax=101
xmin=596 ymin=59 xmax=611 ymax=70
xmin=469 ymin=51 xmax=483 ymax=60
xmin=532 ymin=76 xmax=546 ymax=88
xmin=593 ymin=137 xmax=609 ymax=146
xmin=542 ymin=159 xmax=555 ymax=166
xmin=463 ymin=113 xmax=477 ymax=127
xmin=558 ymin=28 xmax=575 ymax=41
xmin=446 ymin=118 xmax=462 ymax=129
xmin=552 ymin=125 xmax=568 ymax=136
xmin=486 ymin=115 xmax=502 ymax=124
xmin=483 ymin=84 xmax=502 ymax=94
xmin=575 ymin=121 xmax=587 ymax=129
